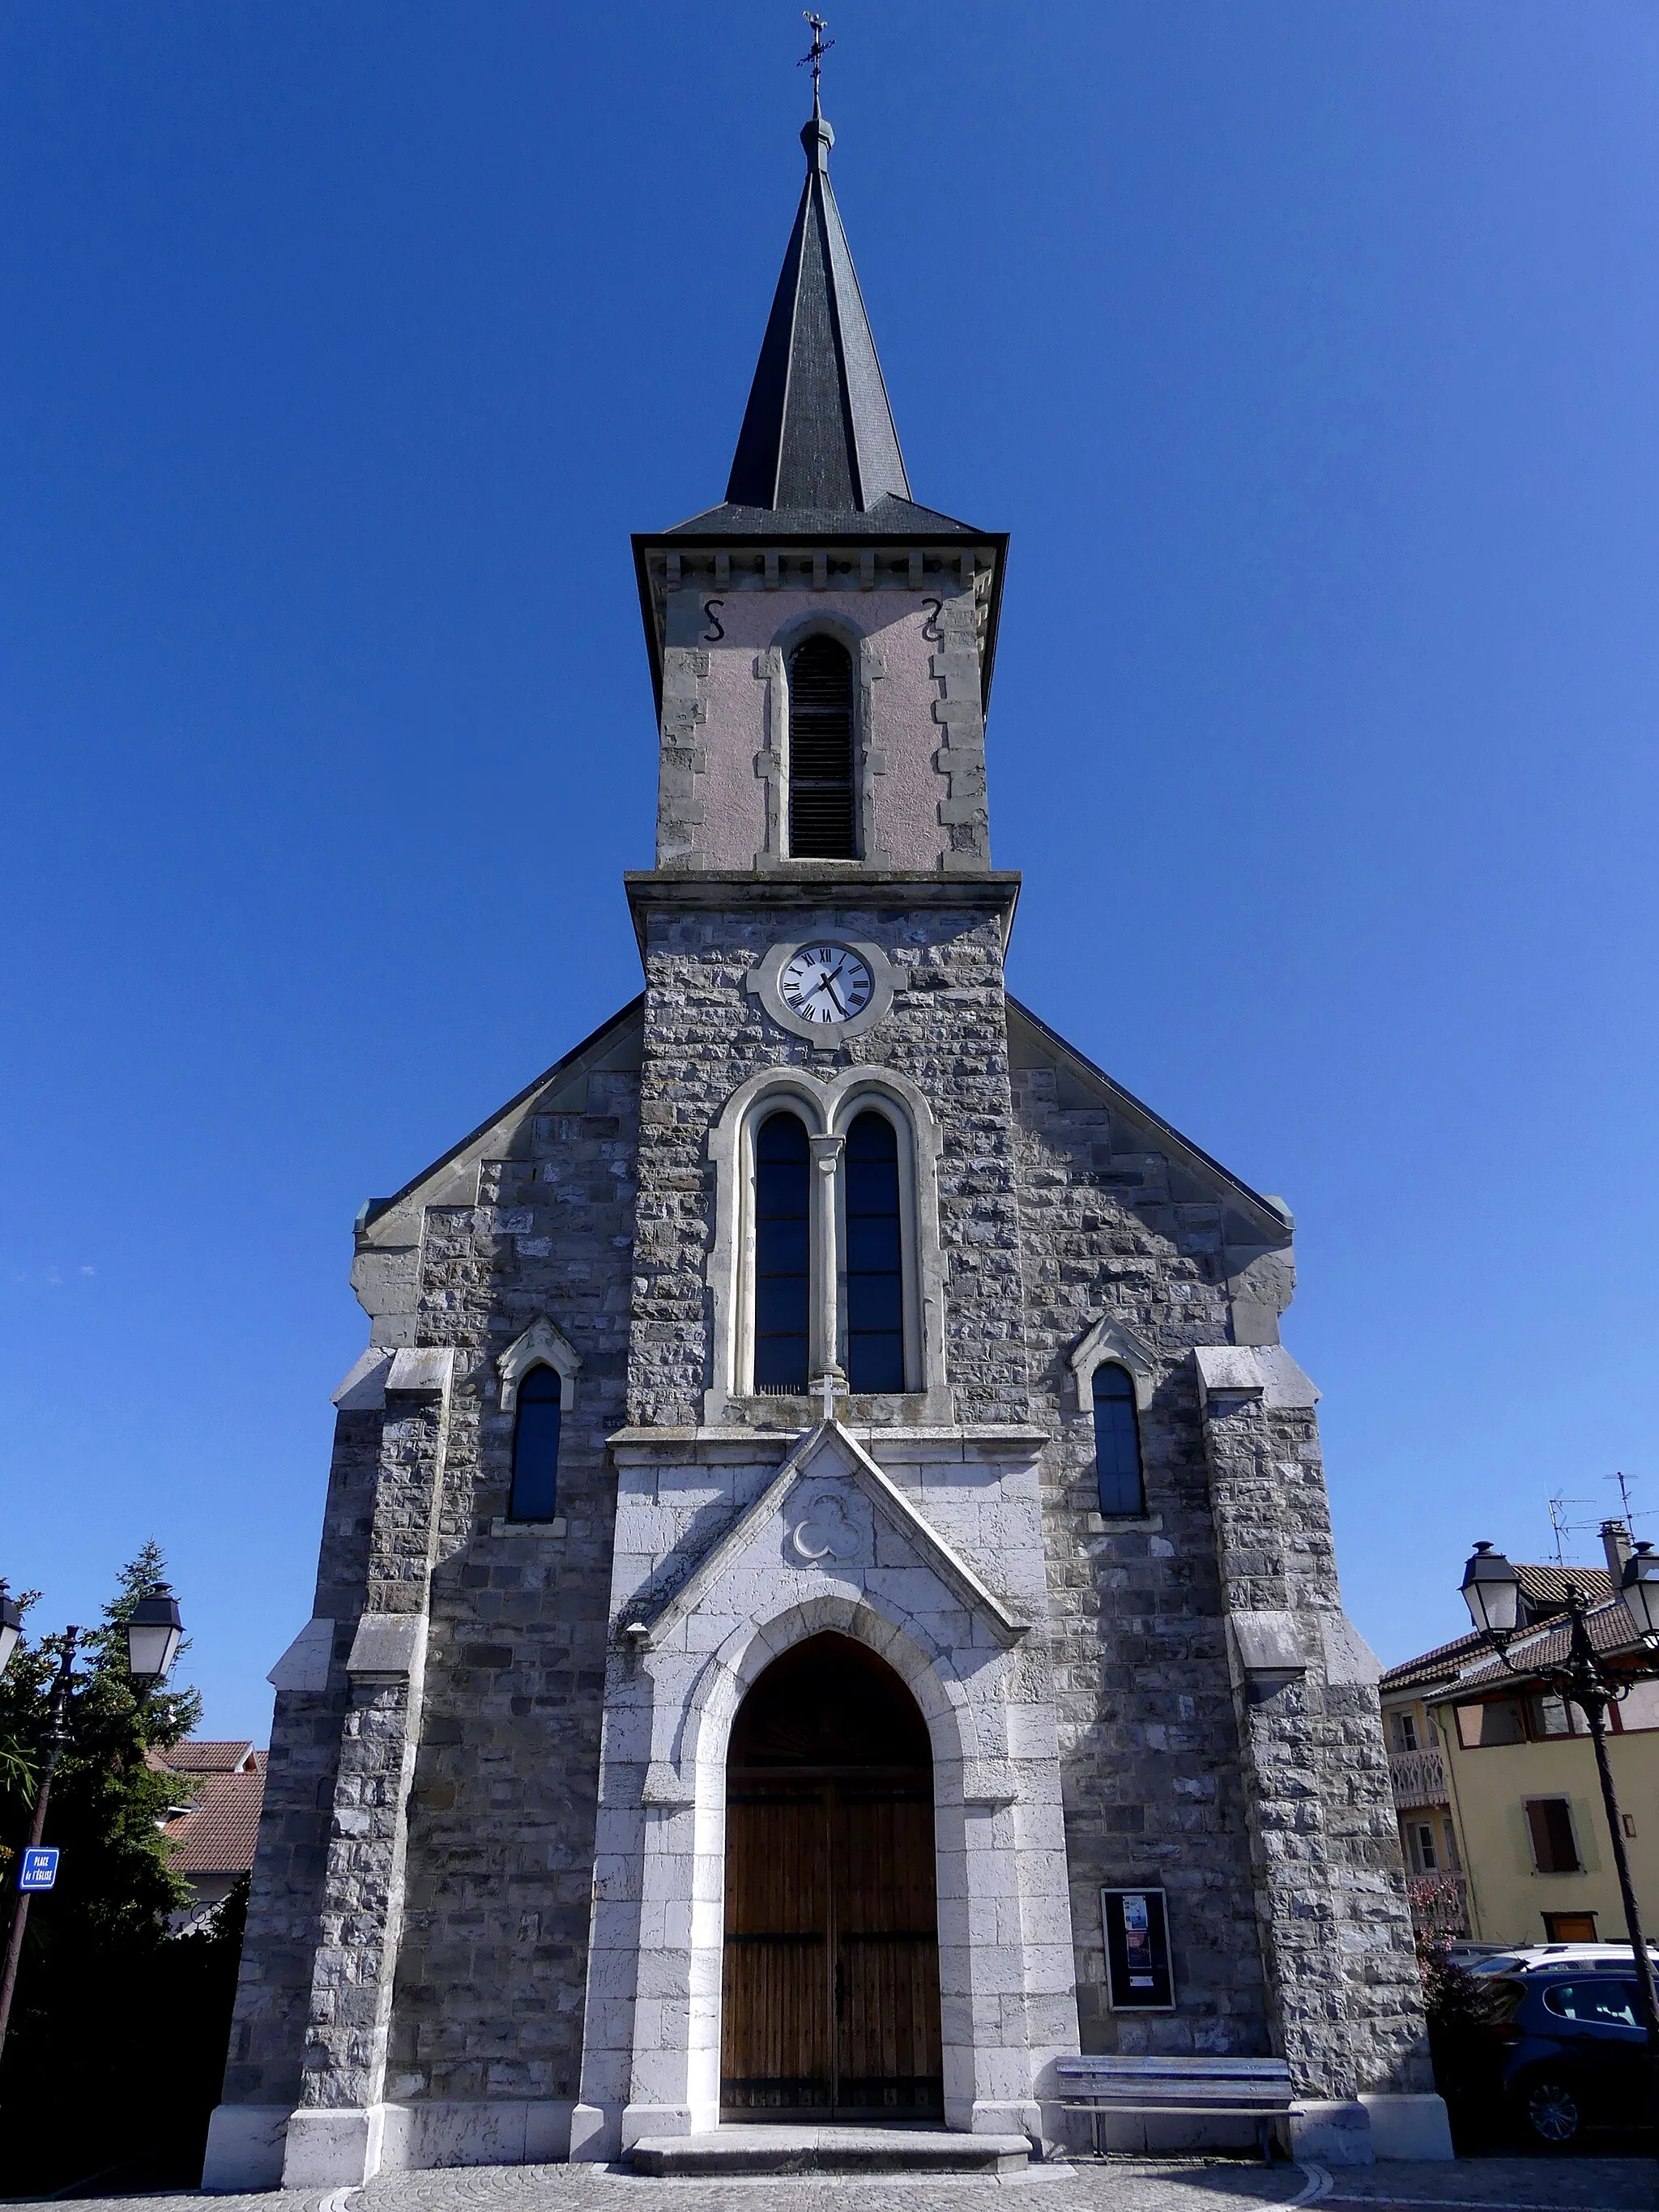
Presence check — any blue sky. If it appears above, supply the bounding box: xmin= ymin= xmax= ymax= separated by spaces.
xmin=4 ymin=6 xmax=1657 ymax=1739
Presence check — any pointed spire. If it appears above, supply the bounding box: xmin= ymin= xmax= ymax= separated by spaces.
xmin=724 ymin=115 xmax=912 ymax=514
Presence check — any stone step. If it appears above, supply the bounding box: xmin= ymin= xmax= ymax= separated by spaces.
xmin=626 ymin=2123 xmax=1033 ymax=2176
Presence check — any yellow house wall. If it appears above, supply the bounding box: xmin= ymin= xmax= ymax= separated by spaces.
xmin=1435 ymin=1707 xmax=1659 ymax=1946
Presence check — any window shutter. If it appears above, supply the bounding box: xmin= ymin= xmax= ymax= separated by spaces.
xmin=1526 ymin=1797 xmax=1581 ymax=1874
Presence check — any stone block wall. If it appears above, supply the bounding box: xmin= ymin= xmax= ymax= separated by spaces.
xmin=1009 ymin=1022 xmax=1429 ymax=2099
xmin=385 ymin=1067 xmax=641 ymax=2108
xmin=224 ymin=1059 xmax=642 ymax=2128
xmin=625 ymin=887 xmax=1028 ymax=1428
xmin=1009 ymin=1060 xmax=1270 ymax=2061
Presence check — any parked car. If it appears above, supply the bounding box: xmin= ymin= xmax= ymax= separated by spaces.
xmin=1476 ymin=1970 xmax=1651 ymax=2148
xmin=1461 ymin=1941 xmax=1659 ymax=1979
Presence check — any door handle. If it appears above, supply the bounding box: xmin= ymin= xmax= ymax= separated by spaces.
xmin=834 ymin=1958 xmax=845 ymax=2021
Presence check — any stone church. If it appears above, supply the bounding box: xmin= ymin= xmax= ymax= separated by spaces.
xmin=205 ymin=105 xmax=1445 ymax=2189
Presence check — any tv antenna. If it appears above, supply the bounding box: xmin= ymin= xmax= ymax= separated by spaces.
xmin=1547 ymin=1493 xmax=1594 ymax=1568
xmin=1608 ymin=1469 xmax=1651 ymax=1529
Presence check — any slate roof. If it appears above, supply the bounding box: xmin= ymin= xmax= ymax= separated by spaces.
xmin=662 ymin=493 xmax=982 ymax=540
xmin=160 ymin=1768 xmax=265 ymax=1875
xmin=655 ymin=116 xmax=990 ymax=543
xmin=727 ymin=113 xmax=910 ymax=517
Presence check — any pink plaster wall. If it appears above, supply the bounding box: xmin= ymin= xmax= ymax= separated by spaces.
xmin=663 ymin=586 xmax=970 ymax=870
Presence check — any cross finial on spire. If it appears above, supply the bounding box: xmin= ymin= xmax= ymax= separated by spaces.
xmin=798 ymin=12 xmax=833 ymax=121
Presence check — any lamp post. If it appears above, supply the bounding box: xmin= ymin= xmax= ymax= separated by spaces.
xmin=0 ymin=1628 xmax=79 ymax=2061
xmin=0 ymin=1582 xmax=186 ymax=2068
xmin=1459 ymin=1540 xmax=1659 ymax=2151
xmin=123 ymin=1583 xmax=184 ymax=1690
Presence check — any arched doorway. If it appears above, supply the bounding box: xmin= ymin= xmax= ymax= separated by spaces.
xmin=721 ymin=1631 xmax=943 ymax=2122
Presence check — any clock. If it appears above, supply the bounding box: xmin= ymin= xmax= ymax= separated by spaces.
xmin=746 ymin=935 xmax=896 ymax=1043
xmin=778 ymin=943 xmax=875 ymax=1027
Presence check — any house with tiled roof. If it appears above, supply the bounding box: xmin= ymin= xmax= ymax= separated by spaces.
xmin=150 ymin=1739 xmax=267 ymax=1931
xmin=1380 ymin=1526 xmax=1658 ymax=1947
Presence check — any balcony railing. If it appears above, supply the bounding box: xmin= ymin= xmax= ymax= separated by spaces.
xmin=1389 ymin=1745 xmax=1447 ymax=1809
xmin=1406 ymin=1871 xmax=1469 ymax=1941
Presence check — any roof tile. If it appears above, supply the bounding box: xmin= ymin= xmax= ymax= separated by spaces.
xmin=160 ymin=1770 xmax=264 ymax=1875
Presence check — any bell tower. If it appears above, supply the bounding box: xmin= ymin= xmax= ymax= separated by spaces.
xmin=576 ymin=106 xmax=1083 ymax=2146
xmin=622 ymin=102 xmax=1026 ymax=1433
xmin=632 ymin=113 xmax=1007 ymax=881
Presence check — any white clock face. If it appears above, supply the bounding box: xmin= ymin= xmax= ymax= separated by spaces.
xmin=778 ymin=943 xmax=875 ymax=1027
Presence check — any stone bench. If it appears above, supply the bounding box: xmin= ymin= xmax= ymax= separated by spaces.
xmin=1055 ymin=2054 xmax=1295 ymax=2162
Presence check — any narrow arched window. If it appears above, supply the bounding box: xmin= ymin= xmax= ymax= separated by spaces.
xmin=844 ymin=1111 xmax=904 ymax=1392
xmin=510 ymin=1363 xmax=562 ymax=1521
xmin=754 ymin=1111 xmax=810 ymax=1392
xmin=1093 ymin=1365 xmax=1144 ymax=1515
xmin=787 ymin=636 xmax=855 ymax=859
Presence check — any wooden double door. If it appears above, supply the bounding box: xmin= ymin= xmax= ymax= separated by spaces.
xmin=719 ymin=1634 xmax=944 ymax=2122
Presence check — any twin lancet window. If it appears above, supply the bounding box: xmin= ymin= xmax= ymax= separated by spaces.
xmin=787 ymin=637 xmax=856 ymax=860
xmin=752 ymin=1107 xmax=905 ymax=1395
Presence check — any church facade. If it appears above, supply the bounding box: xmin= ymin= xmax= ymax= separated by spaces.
xmin=205 ymin=110 xmax=1443 ymax=2189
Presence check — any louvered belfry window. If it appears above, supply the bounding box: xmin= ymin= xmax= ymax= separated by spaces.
xmin=787 ymin=637 xmax=856 ymax=859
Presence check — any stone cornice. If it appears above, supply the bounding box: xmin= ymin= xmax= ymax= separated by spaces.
xmin=624 ymin=867 xmax=1021 ymax=957
xmin=631 ymin=530 xmax=1009 ymax=718
xmin=606 ymin=1421 xmax=1050 ymax=1466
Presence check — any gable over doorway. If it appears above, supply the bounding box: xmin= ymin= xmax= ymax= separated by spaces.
xmin=721 ymin=1632 xmax=944 ymax=2122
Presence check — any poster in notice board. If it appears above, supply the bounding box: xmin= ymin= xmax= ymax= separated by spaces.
xmin=1101 ymin=1886 xmax=1174 ymax=2010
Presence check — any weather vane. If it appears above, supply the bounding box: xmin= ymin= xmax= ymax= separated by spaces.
xmin=799 ymin=12 xmax=833 ymax=119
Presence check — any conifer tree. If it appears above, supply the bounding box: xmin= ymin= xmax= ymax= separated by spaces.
xmin=0 ymin=1545 xmax=241 ymax=2193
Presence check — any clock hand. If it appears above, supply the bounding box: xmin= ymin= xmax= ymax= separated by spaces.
xmin=821 ymin=975 xmax=849 ymax=1016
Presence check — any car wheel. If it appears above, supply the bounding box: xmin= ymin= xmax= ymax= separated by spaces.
xmin=1518 ymin=2076 xmax=1581 ymax=2150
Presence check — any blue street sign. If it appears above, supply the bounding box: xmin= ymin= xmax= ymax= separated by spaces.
xmin=19 ymin=1848 xmax=59 ymax=1892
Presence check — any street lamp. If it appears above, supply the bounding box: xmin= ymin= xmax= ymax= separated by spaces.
xmin=0 ymin=1583 xmax=21 ymax=1677
xmin=1457 ymin=1541 xmax=1659 ymax=2155
xmin=1622 ymin=1543 xmax=1659 ymax=1643
xmin=0 ymin=1582 xmax=188 ymax=2066
xmin=1460 ymin=1541 xmax=1522 ymax=1639
xmin=124 ymin=1582 xmax=184 ymax=1689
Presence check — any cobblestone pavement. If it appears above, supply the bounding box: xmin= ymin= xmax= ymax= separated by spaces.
xmin=1307 ymin=2157 xmax=1657 ymax=2209
xmin=33 ymin=2154 xmax=1658 ymax=2212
